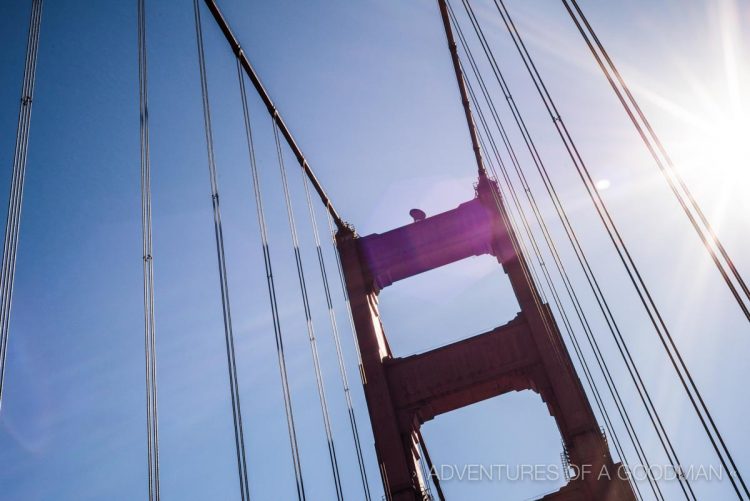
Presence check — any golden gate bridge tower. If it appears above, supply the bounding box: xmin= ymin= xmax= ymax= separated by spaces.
xmin=338 ymin=172 xmax=634 ymax=501
xmin=335 ymin=3 xmax=636 ymax=498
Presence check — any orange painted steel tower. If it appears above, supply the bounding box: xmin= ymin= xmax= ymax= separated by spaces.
xmin=337 ymin=176 xmax=636 ymax=500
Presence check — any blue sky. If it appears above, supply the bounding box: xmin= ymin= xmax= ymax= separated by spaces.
xmin=0 ymin=0 xmax=748 ymax=499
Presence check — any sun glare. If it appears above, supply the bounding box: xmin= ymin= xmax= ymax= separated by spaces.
xmin=706 ymin=117 xmax=750 ymax=185
xmin=676 ymin=114 xmax=750 ymax=191
xmin=644 ymin=0 xmax=750 ymax=216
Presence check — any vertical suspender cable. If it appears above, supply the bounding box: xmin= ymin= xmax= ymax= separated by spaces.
xmin=463 ymin=0 xmax=696 ymax=495
xmin=199 ymin=1 xmax=354 ymax=493
xmin=0 ymin=0 xmax=43 ymax=409
xmin=272 ymin=120 xmax=344 ymax=501
xmin=417 ymin=455 xmax=434 ymax=501
xmin=492 ymin=0 xmax=747 ymax=497
xmin=300 ymin=176 xmax=371 ymax=500
xmin=562 ymin=0 xmax=750 ymax=323
xmin=192 ymin=2 xmax=251 ymax=499
xmin=236 ymin=58 xmax=305 ymax=501
xmin=137 ymin=1 xmax=160 ymax=499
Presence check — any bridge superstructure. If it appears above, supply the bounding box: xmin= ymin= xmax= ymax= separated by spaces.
xmin=1 ymin=1 xmax=749 ymax=500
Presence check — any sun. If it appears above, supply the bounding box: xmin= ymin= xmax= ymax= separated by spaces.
xmin=705 ymin=116 xmax=750 ymax=186
xmin=643 ymin=0 xmax=750 ymax=215
xmin=677 ymin=114 xmax=750 ymax=189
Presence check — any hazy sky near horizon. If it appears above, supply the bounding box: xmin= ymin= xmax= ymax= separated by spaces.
xmin=0 ymin=0 xmax=749 ymax=500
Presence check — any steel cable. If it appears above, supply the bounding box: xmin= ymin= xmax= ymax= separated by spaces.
xmin=0 ymin=0 xmax=43 ymax=409
xmin=463 ymin=54 xmax=644 ymax=498
xmin=437 ymin=0 xmax=571 ymax=376
xmin=471 ymin=77 xmax=644 ymax=501
xmin=200 ymin=0 xmax=347 ymax=233
xmin=300 ymin=175 xmax=372 ymax=500
xmin=417 ymin=430 xmax=446 ymax=501
xmin=458 ymin=0 xmax=701 ymax=497
xmin=193 ymin=2 xmax=251 ymax=499
xmin=449 ymin=4 xmax=657 ymax=497
xmin=492 ymin=0 xmax=745 ymax=496
xmin=137 ymin=0 xmax=160 ymax=498
xmin=236 ymin=57 xmax=307 ymax=501
xmin=273 ymin=120 xmax=344 ymax=501
xmin=562 ymin=0 xmax=750 ymax=324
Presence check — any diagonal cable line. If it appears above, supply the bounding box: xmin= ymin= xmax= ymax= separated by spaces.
xmin=466 ymin=71 xmax=647 ymax=500
xmin=457 ymin=1 xmax=706 ymax=497
xmin=463 ymin=54 xmax=646 ymax=499
xmin=449 ymin=4 xmax=658 ymax=497
xmin=201 ymin=0 xmax=347 ymax=233
xmin=492 ymin=0 xmax=747 ymax=496
xmin=562 ymin=0 xmax=750 ymax=324
xmin=0 ymin=0 xmax=44 ymax=410
xmin=438 ymin=0 xmax=571 ymax=373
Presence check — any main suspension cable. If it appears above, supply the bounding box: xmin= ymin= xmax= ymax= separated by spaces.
xmin=273 ymin=121 xmax=344 ymax=501
xmin=201 ymin=0 xmax=347 ymax=232
xmin=300 ymin=178 xmax=371 ymax=500
xmin=137 ymin=0 xmax=160 ymax=499
xmin=437 ymin=0 xmax=570 ymax=374
xmin=562 ymin=0 xmax=750 ymax=323
xmin=0 ymin=0 xmax=43 ymax=410
xmin=492 ymin=0 xmax=747 ymax=496
xmin=192 ymin=2 xmax=250 ymax=499
xmin=236 ymin=58 xmax=305 ymax=501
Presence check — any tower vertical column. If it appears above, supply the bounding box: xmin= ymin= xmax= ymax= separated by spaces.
xmin=479 ymin=180 xmax=626 ymax=499
xmin=337 ymin=229 xmax=425 ymax=500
